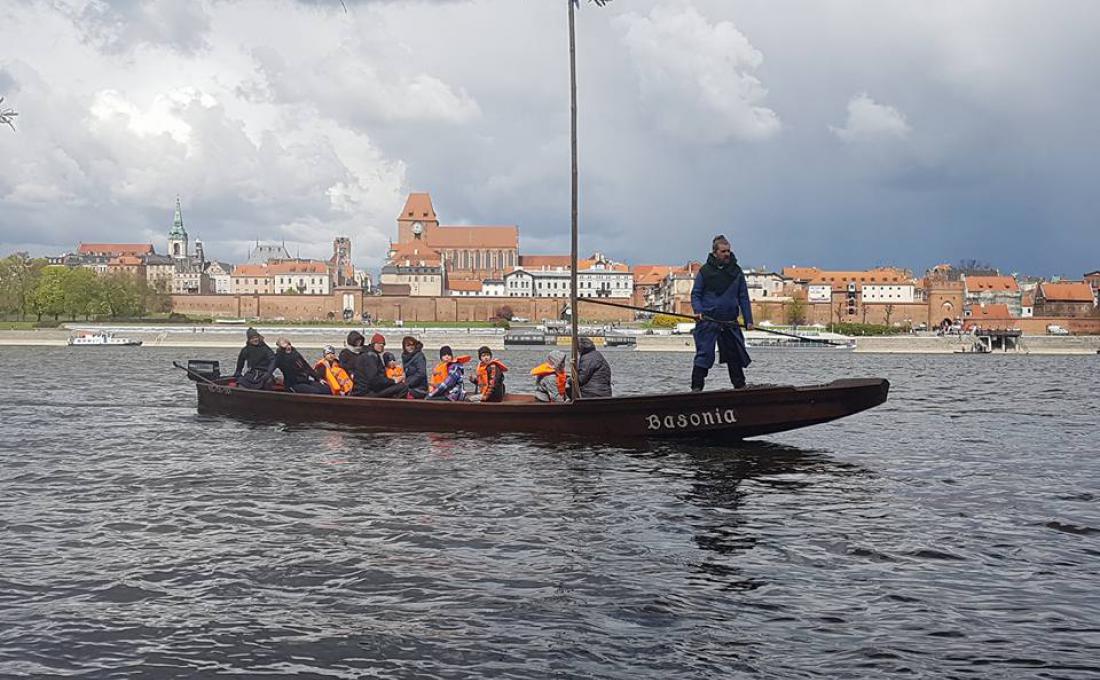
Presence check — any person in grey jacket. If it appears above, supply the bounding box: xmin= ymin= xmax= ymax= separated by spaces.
xmin=576 ymin=336 xmax=612 ymax=398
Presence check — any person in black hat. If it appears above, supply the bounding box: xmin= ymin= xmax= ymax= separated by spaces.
xmin=470 ymin=345 xmax=508 ymax=402
xmin=427 ymin=345 xmax=470 ymax=401
xmin=339 ymin=331 xmax=407 ymax=398
xmin=232 ymin=327 xmax=276 ymax=390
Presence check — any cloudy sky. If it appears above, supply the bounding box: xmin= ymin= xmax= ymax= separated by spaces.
xmin=1 ymin=0 xmax=1097 ymax=277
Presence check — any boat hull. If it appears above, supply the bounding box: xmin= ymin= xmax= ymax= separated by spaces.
xmin=193 ymin=378 xmax=889 ymax=440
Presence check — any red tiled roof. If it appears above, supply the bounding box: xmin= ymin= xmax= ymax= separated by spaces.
xmin=430 ymin=225 xmax=518 ymax=249
xmin=388 ymin=243 xmax=441 ymax=266
xmin=109 ymin=255 xmax=144 ymax=266
xmin=268 ymin=260 xmax=328 ymax=275
xmin=232 ymin=264 xmax=270 ymax=277
xmin=1039 ymin=281 xmax=1095 ymax=303
xmin=79 ymin=243 xmax=154 ymax=256
xmin=782 ymin=266 xmax=911 ymax=286
xmin=965 ymin=275 xmax=1018 ymax=292
xmin=970 ymin=303 xmax=1013 ymax=319
xmin=519 ymin=255 xmax=572 ymax=269
xmin=447 ymin=279 xmax=483 ymax=292
xmin=399 ymin=192 xmax=437 ymax=221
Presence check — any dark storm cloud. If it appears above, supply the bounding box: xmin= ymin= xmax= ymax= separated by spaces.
xmin=2 ymin=0 xmax=1099 ymax=278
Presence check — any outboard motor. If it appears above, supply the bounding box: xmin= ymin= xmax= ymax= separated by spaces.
xmin=186 ymin=359 xmax=221 ymax=383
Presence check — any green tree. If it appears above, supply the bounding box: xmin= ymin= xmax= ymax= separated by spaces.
xmin=785 ymin=297 xmax=808 ymax=326
xmin=32 ymin=267 xmax=68 ymax=320
xmin=62 ymin=268 xmax=99 ymax=320
xmin=0 ymin=253 xmax=46 ymax=319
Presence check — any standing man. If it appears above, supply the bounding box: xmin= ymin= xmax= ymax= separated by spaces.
xmin=690 ymin=235 xmax=753 ymax=390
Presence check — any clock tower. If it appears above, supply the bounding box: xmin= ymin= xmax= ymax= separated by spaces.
xmin=397 ymin=192 xmax=439 ymax=244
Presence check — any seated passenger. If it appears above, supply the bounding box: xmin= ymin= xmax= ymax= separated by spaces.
xmin=339 ymin=331 xmax=371 ymax=397
xmin=401 ymin=336 xmax=428 ymax=399
xmin=233 ymin=327 xmax=276 ymax=390
xmin=359 ymin=333 xmax=408 ymax=399
xmin=315 ymin=345 xmax=353 ymax=396
xmin=576 ymin=336 xmax=612 ymax=398
xmin=471 ymin=345 xmax=507 ymax=403
xmin=383 ymin=351 xmax=405 ymax=382
xmin=427 ymin=345 xmax=470 ymax=401
xmin=531 ymin=349 xmax=570 ymax=402
xmin=274 ymin=337 xmax=330 ymax=394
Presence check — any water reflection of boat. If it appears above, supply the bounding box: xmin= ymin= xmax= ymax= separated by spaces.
xmin=178 ymin=361 xmax=887 ymax=440
xmin=67 ymin=331 xmax=142 ymax=347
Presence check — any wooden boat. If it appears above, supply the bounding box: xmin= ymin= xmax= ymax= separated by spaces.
xmin=179 ymin=362 xmax=887 ymax=440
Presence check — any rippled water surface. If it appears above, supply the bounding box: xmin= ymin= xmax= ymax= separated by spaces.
xmin=1 ymin=346 xmax=1098 ymax=678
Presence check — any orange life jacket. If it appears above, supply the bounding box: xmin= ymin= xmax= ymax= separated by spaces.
xmin=315 ymin=359 xmax=353 ymax=396
xmin=430 ymin=356 xmax=471 ymax=389
xmin=476 ymin=359 xmax=508 ymax=400
xmin=530 ymin=362 xmax=568 ymax=398
xmin=386 ymin=365 xmax=405 ymax=381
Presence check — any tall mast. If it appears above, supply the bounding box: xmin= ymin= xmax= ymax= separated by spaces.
xmin=567 ymin=0 xmax=581 ymax=400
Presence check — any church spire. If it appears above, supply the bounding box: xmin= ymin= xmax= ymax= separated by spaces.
xmin=169 ymin=194 xmax=187 ymax=239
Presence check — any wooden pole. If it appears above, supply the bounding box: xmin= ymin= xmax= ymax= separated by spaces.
xmin=568 ymin=0 xmax=581 ymax=400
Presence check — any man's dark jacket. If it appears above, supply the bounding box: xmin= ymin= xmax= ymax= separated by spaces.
xmin=340 ymin=347 xmax=396 ymax=396
xmin=275 ymin=347 xmax=322 ymax=387
xmin=576 ymin=337 xmax=612 ymax=398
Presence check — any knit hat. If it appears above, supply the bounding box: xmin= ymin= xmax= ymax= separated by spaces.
xmin=370 ymin=333 xmax=386 ymax=345
xmin=547 ymin=349 xmax=566 ymax=370
xmin=382 ymin=351 xmax=396 ymax=365
xmin=346 ymin=330 xmax=365 ymax=347
xmin=246 ymin=327 xmax=262 ymax=340
xmin=323 ymin=344 xmax=337 ymax=356
xmin=477 ymin=345 xmax=492 ymax=358
xmin=439 ymin=345 xmax=453 ymax=359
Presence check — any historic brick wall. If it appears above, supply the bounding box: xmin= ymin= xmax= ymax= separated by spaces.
xmin=171 ymin=293 xmax=633 ymax=323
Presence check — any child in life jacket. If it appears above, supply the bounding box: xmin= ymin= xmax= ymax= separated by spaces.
xmin=383 ymin=352 xmax=405 ymax=382
xmin=531 ymin=349 xmax=570 ymax=402
xmin=314 ymin=345 xmax=353 ymax=395
xmin=427 ymin=345 xmax=470 ymax=401
xmin=471 ymin=345 xmax=507 ymax=403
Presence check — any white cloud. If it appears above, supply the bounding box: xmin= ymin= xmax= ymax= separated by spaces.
xmin=616 ymin=2 xmax=780 ymax=144
xmin=830 ymin=93 xmax=912 ymax=143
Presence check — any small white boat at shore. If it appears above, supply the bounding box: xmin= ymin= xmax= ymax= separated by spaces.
xmin=68 ymin=331 xmax=142 ymax=347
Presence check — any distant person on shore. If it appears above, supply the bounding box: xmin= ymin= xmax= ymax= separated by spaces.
xmin=427 ymin=345 xmax=470 ymax=401
xmin=315 ymin=345 xmax=353 ymax=395
xmin=471 ymin=346 xmax=508 ymax=403
xmin=232 ymin=327 xmax=276 ymax=390
xmin=690 ymin=234 xmax=753 ymax=390
xmin=531 ymin=349 xmax=569 ymax=402
xmin=274 ymin=337 xmax=330 ymax=394
xmin=401 ymin=336 xmax=429 ymax=399
xmin=576 ymin=337 xmax=612 ymax=397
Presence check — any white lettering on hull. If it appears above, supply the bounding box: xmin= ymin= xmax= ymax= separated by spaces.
xmin=646 ymin=408 xmax=737 ymax=431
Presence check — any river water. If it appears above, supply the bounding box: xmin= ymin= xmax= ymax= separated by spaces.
xmin=1 ymin=346 xmax=1097 ymax=678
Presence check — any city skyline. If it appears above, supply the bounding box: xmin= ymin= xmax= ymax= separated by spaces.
xmin=2 ymin=1 xmax=1098 ymax=277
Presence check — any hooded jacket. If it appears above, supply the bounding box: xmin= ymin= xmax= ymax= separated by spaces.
xmin=274 ymin=347 xmax=322 ymax=387
xmin=576 ymin=337 xmax=612 ymax=398
xmin=401 ymin=339 xmax=429 ymax=394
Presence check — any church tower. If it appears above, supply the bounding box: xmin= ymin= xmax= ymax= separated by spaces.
xmin=168 ymin=195 xmax=189 ymax=260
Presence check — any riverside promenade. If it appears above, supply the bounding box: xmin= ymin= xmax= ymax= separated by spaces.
xmin=3 ymin=326 xmax=1099 ymax=354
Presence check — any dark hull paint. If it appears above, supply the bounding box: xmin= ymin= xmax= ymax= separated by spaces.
xmin=193 ymin=378 xmax=889 ymax=440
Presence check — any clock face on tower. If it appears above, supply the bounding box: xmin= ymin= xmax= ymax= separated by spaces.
xmin=411 ymin=222 xmax=423 ymax=236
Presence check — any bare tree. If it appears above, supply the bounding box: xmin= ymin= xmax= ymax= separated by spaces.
xmin=0 ymin=97 xmax=17 ymax=131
